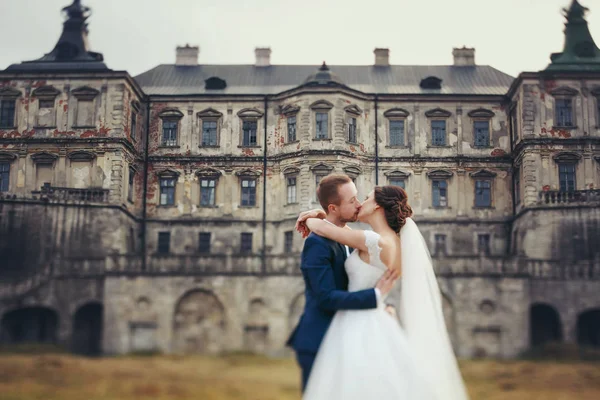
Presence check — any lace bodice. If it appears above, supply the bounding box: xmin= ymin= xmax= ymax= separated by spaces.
xmin=345 ymin=230 xmax=387 ymax=292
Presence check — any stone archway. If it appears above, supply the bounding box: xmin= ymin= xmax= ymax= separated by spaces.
xmin=288 ymin=292 xmax=305 ymax=334
xmin=577 ymin=308 xmax=600 ymax=348
xmin=173 ymin=290 xmax=225 ymax=354
xmin=0 ymin=307 xmax=59 ymax=345
xmin=72 ymin=303 xmax=103 ymax=356
xmin=530 ymin=303 xmax=563 ymax=347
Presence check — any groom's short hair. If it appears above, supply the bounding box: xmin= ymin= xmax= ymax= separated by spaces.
xmin=317 ymin=174 xmax=352 ymax=212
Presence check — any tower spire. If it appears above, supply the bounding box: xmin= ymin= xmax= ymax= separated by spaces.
xmin=545 ymin=0 xmax=600 ymax=71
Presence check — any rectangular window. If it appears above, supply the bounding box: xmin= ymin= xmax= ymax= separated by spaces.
xmin=202 ymin=120 xmax=218 ymax=146
xmin=315 ymin=112 xmax=328 ymax=139
xmin=0 ymin=100 xmax=16 ymax=128
xmin=555 ymin=98 xmax=573 ymax=127
xmin=514 ymin=167 xmax=521 ymax=205
xmin=558 ymin=164 xmax=576 ymax=192
xmin=157 ymin=232 xmax=170 ymax=254
xmin=432 ymin=180 xmax=448 ymax=207
xmin=287 ymin=176 xmax=297 ymax=204
xmin=287 ymin=116 xmax=297 ymax=142
xmin=130 ymin=112 xmax=137 ymax=141
xmin=76 ymin=100 xmax=94 ymax=127
xmin=284 ymin=231 xmax=293 ymax=253
xmin=0 ymin=163 xmax=10 ymax=192
xmin=347 ymin=117 xmax=357 ymax=143
xmin=198 ymin=232 xmax=211 ymax=254
xmin=389 ymin=178 xmax=405 ymax=189
xmin=389 ymin=120 xmax=404 ymax=146
xmin=473 ymin=120 xmax=490 ymax=147
xmin=200 ymin=178 xmax=216 ymax=206
xmin=159 ymin=178 xmax=176 ymax=205
xmin=241 ymin=232 xmax=253 ymax=253
xmin=431 ymin=120 xmax=446 ymax=146
xmin=128 ymin=167 xmax=135 ymax=202
xmin=242 ymin=120 xmax=257 ymax=146
xmin=478 ymin=234 xmax=491 ymax=255
xmin=162 ymin=120 xmax=178 ymax=146
xmin=241 ymin=178 xmax=256 ymax=206
xmin=434 ymin=234 xmax=447 ymax=256
xmin=475 ymin=180 xmax=492 ymax=207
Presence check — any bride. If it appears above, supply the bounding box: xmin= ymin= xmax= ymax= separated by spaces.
xmin=296 ymin=185 xmax=469 ymax=400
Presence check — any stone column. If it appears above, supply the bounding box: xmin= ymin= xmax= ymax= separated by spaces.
xmin=522 ymin=151 xmax=540 ymax=206
xmin=413 ymin=104 xmax=421 ymax=156
xmin=456 ymin=106 xmax=463 ymax=156
xmin=456 ymin=169 xmax=466 ymax=218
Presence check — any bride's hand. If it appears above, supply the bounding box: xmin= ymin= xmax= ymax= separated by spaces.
xmin=295 ymin=209 xmax=326 ymax=238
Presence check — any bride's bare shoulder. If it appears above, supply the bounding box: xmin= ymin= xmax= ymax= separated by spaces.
xmin=378 ymin=234 xmax=402 ymax=271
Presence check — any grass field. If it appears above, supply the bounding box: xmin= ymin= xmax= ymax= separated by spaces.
xmin=0 ymin=351 xmax=599 ymax=400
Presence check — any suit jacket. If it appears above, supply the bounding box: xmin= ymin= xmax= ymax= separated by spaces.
xmin=286 ymin=232 xmax=377 ymax=353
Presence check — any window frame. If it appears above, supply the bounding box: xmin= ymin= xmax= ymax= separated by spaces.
xmin=198 ymin=232 xmax=211 ymax=254
xmin=434 ymin=234 xmax=447 ymax=256
xmin=0 ymin=161 xmax=11 ymax=192
xmin=237 ymin=108 xmax=264 ymax=147
xmin=284 ymin=230 xmax=294 ymax=253
xmin=0 ymin=99 xmax=17 ymax=129
xmin=553 ymin=152 xmax=580 ymax=192
xmin=474 ymin=179 xmax=493 ymax=208
xmin=286 ymin=176 xmax=297 ymax=204
xmin=240 ymin=232 xmax=253 ymax=253
xmin=200 ymin=178 xmax=217 ymax=207
xmin=158 ymin=108 xmax=184 ymax=147
xmin=550 ymin=87 xmax=578 ymax=129
xmin=384 ymin=108 xmax=409 ymax=147
xmin=240 ymin=178 xmax=257 ymax=207
xmin=157 ymin=170 xmax=179 ymax=206
xmin=157 ymin=231 xmax=171 ymax=254
xmin=310 ymin=100 xmax=333 ymax=140
xmin=477 ymin=234 xmax=491 ymax=256
xmin=128 ymin=166 xmax=136 ymax=203
xmin=197 ymin=108 xmax=223 ymax=147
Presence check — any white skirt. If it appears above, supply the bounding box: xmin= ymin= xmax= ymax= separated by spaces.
xmin=303 ymin=306 xmax=436 ymax=400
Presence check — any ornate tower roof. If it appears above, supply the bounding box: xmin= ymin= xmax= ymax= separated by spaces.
xmin=5 ymin=0 xmax=109 ymax=72
xmin=303 ymin=62 xmax=345 ymax=87
xmin=545 ymin=0 xmax=600 ymax=72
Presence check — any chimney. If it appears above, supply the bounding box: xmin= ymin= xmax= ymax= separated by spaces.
xmin=176 ymin=44 xmax=199 ymax=66
xmin=452 ymin=47 xmax=475 ymax=66
xmin=255 ymin=47 xmax=271 ymax=67
xmin=374 ymin=48 xmax=390 ymax=67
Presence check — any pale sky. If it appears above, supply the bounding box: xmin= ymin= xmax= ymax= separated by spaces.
xmin=0 ymin=0 xmax=599 ymax=78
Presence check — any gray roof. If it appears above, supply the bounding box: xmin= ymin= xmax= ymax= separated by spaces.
xmin=134 ymin=64 xmax=515 ymax=96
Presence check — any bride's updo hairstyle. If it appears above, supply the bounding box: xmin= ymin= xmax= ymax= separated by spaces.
xmin=374 ymin=185 xmax=413 ymax=233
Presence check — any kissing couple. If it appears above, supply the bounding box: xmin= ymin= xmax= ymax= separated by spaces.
xmin=286 ymin=174 xmax=470 ymax=400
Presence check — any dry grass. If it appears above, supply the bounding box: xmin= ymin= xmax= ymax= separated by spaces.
xmin=0 ymin=352 xmax=599 ymax=400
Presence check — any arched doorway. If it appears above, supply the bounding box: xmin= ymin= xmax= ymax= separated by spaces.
xmin=72 ymin=303 xmax=103 ymax=356
xmin=0 ymin=307 xmax=58 ymax=345
xmin=577 ymin=309 xmax=600 ymax=348
xmin=173 ymin=290 xmax=225 ymax=354
xmin=530 ymin=303 xmax=563 ymax=347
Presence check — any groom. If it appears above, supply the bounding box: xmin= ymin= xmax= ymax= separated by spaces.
xmin=286 ymin=174 xmax=397 ymax=391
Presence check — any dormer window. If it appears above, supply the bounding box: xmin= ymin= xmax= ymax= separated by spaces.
xmin=0 ymin=87 xmax=20 ymax=129
xmin=205 ymin=77 xmax=227 ymax=90
xmin=420 ymin=76 xmax=442 ymax=90
xmin=551 ymin=86 xmax=578 ymax=128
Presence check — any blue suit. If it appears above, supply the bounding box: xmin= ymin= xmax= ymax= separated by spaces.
xmin=286 ymin=232 xmax=377 ymax=391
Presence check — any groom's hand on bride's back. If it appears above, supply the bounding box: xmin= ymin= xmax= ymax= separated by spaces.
xmin=375 ymin=269 xmax=400 ymax=296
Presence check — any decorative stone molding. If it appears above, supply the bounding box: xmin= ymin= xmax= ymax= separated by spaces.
xmin=71 ymin=86 xmax=100 ymax=100
xmin=0 ymin=152 xmax=17 ymax=162
xmin=157 ymin=169 xmax=180 ymax=178
xmin=344 ymin=104 xmax=362 ymax=116
xmin=468 ymin=108 xmax=495 ymax=118
xmin=549 ymin=86 xmax=578 ymax=97
xmin=309 ymin=100 xmax=334 ymax=110
xmin=197 ymin=108 xmax=223 ymax=119
xmin=343 ymin=165 xmax=362 ymax=178
xmin=237 ymin=108 xmax=264 ymax=119
xmin=424 ymin=108 xmax=452 ymax=118
xmin=282 ymin=166 xmax=300 ymax=176
xmin=67 ymin=151 xmax=96 ymax=161
xmin=195 ymin=168 xmax=222 ymax=178
xmin=0 ymin=87 xmax=21 ymax=99
xmin=235 ymin=168 xmax=262 ymax=177
xmin=552 ymin=151 xmax=581 ymax=163
xmin=280 ymin=104 xmax=300 ymax=116
xmin=426 ymin=169 xmax=453 ymax=179
xmin=31 ymin=86 xmax=61 ymax=99
xmin=158 ymin=108 xmax=184 ymax=119
xmin=31 ymin=152 xmax=59 ymax=164
xmin=310 ymin=163 xmax=334 ymax=175
xmin=383 ymin=108 xmax=410 ymax=118
xmin=131 ymin=100 xmax=141 ymax=113
xmin=469 ymin=169 xmax=497 ymax=178
xmin=384 ymin=169 xmax=410 ymax=178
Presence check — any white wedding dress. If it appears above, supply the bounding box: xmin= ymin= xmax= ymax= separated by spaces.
xmin=303 ymin=221 xmax=469 ymax=400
